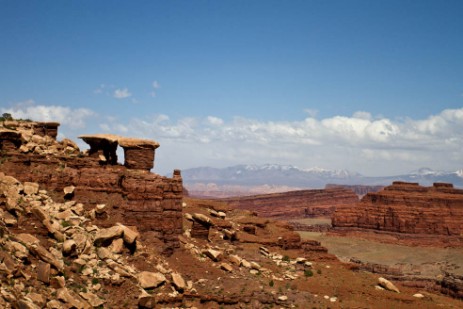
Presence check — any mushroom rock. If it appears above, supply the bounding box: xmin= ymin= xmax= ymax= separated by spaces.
xmin=118 ymin=137 xmax=159 ymax=171
xmin=79 ymin=134 xmax=119 ymax=164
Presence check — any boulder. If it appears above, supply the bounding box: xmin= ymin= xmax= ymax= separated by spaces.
xmin=95 ymin=204 xmax=106 ymax=214
xmin=203 ymin=249 xmax=222 ymax=262
xmin=10 ymin=241 xmax=28 ymax=259
xmin=138 ymin=293 xmax=156 ymax=309
xmin=378 ymin=277 xmax=400 ymax=293
xmin=109 ymin=238 xmax=124 ymax=254
xmin=3 ymin=212 xmax=17 ymax=226
xmin=137 ymin=271 xmax=166 ymax=289
xmin=171 ymin=273 xmax=186 ymax=292
xmin=62 ymin=239 xmax=77 ymax=256
xmin=93 ymin=225 xmax=124 ymax=246
xmin=63 ymin=186 xmax=75 ymax=198
xmin=23 ymin=182 xmax=39 ymax=196
xmin=192 ymin=213 xmax=212 ymax=226
xmin=229 ymin=254 xmax=242 ymax=266
xmin=29 ymin=244 xmax=64 ymax=271
xmin=96 ymin=247 xmax=113 ymax=260
xmin=118 ymin=224 xmax=139 ymax=244
xmin=17 ymin=298 xmax=41 ymax=309
xmin=37 ymin=261 xmax=51 ymax=284
xmin=57 ymin=288 xmax=90 ymax=309
xmin=241 ymin=259 xmax=252 ymax=268
xmin=14 ymin=233 xmax=40 ymax=246
xmin=220 ymin=263 xmax=233 ymax=272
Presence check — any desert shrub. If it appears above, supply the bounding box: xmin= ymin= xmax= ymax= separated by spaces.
xmin=304 ymin=269 xmax=313 ymax=277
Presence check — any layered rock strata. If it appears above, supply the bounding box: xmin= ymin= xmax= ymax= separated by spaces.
xmin=224 ymin=188 xmax=359 ymax=218
xmin=79 ymin=134 xmax=160 ymax=170
xmin=0 ymin=121 xmax=182 ymax=253
xmin=332 ymin=181 xmax=463 ymax=236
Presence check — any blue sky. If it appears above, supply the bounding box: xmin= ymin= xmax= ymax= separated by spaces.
xmin=1 ymin=1 xmax=462 ymax=176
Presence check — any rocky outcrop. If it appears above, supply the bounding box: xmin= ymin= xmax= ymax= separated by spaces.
xmin=0 ymin=121 xmax=183 ymax=253
xmin=79 ymin=134 xmax=160 ymax=170
xmin=332 ymin=181 xmax=463 ymax=237
xmin=325 ymin=184 xmax=384 ymax=198
xmin=79 ymin=134 xmax=119 ymax=164
xmin=0 ymin=128 xmax=23 ymax=151
xmin=0 ymin=174 xmax=196 ymax=308
xmin=224 ymin=188 xmax=359 ymax=218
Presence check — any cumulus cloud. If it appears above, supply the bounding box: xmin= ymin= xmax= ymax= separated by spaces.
xmin=1 ymin=100 xmax=95 ymax=129
xmin=98 ymin=107 xmax=463 ymax=176
xmin=206 ymin=116 xmax=224 ymax=126
xmin=113 ymin=88 xmax=132 ymax=99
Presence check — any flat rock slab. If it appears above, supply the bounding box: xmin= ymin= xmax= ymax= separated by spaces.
xmin=137 ymin=271 xmax=166 ymax=289
xmin=93 ymin=226 xmax=124 ymax=247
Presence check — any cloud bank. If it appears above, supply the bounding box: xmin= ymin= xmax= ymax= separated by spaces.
xmin=1 ymin=100 xmax=95 ymax=129
xmin=98 ymin=107 xmax=463 ymax=176
xmin=2 ymin=100 xmax=461 ymax=176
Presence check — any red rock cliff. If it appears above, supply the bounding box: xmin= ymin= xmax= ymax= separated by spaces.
xmin=332 ymin=181 xmax=463 ymax=236
xmin=224 ymin=188 xmax=359 ymax=218
xmin=0 ymin=122 xmax=183 ymax=254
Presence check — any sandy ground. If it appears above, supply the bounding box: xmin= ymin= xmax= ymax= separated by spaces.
xmin=299 ymin=231 xmax=463 ymax=277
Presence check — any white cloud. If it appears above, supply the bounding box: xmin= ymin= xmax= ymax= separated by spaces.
xmin=206 ymin=116 xmax=224 ymax=126
xmin=353 ymin=111 xmax=372 ymax=120
xmin=113 ymin=88 xmax=132 ymax=99
xmin=1 ymin=100 xmax=95 ymax=129
xmin=97 ymin=107 xmax=463 ymax=176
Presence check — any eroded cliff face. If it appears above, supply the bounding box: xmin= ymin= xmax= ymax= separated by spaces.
xmin=0 ymin=121 xmax=183 ymax=253
xmin=224 ymin=188 xmax=359 ymax=218
xmin=332 ymin=181 xmax=463 ymax=236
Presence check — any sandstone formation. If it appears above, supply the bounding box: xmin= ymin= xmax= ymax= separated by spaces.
xmin=325 ymin=184 xmax=384 ymax=198
xmin=0 ymin=121 xmax=182 ymax=253
xmin=224 ymin=188 xmax=359 ymax=218
xmin=332 ymin=181 xmax=463 ymax=236
xmin=2 ymin=120 xmax=463 ymax=307
xmin=118 ymin=137 xmax=159 ymax=170
xmin=79 ymin=134 xmax=160 ymax=170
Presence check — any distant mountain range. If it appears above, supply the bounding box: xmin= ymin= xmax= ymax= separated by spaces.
xmin=182 ymin=164 xmax=463 ymax=197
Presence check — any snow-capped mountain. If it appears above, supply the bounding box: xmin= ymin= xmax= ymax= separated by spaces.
xmin=182 ymin=164 xmax=463 ymax=190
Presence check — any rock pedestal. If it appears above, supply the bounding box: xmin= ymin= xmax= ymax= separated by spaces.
xmin=79 ymin=134 xmax=119 ymax=164
xmin=119 ymin=138 xmax=159 ymax=171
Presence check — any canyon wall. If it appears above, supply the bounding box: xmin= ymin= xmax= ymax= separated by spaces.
xmin=0 ymin=121 xmax=183 ymax=253
xmin=325 ymin=184 xmax=384 ymax=198
xmin=332 ymin=181 xmax=463 ymax=236
xmin=224 ymin=188 xmax=359 ymax=218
